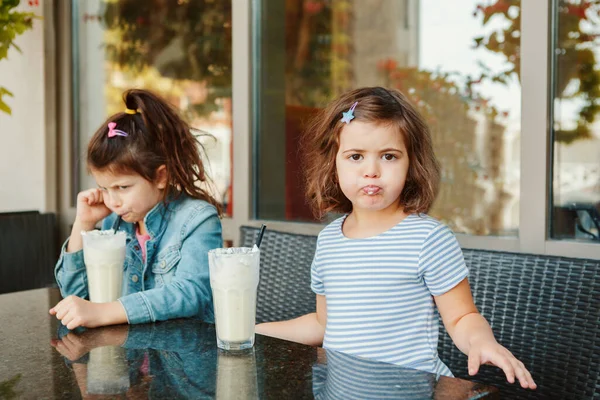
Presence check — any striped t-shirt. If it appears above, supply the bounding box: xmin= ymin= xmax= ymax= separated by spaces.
xmin=311 ymin=213 xmax=468 ymax=377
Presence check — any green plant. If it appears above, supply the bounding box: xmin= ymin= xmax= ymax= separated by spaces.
xmin=0 ymin=0 xmax=37 ymax=114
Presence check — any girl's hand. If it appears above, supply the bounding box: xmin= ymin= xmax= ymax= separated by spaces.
xmin=49 ymin=296 xmax=128 ymax=330
xmin=49 ymin=295 xmax=107 ymax=330
xmin=468 ymin=338 xmax=537 ymax=389
xmin=75 ymin=188 xmax=112 ymax=227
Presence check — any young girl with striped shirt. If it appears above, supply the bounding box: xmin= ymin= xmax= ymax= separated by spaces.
xmin=257 ymin=87 xmax=536 ymax=390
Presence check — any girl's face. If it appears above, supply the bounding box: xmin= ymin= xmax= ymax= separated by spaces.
xmin=335 ymin=121 xmax=409 ymax=214
xmin=92 ymin=166 xmax=167 ymax=224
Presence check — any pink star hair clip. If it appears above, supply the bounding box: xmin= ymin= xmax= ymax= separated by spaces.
xmin=107 ymin=122 xmax=128 ymax=138
xmin=341 ymin=101 xmax=358 ymax=124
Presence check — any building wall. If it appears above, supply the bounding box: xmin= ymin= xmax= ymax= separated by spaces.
xmin=353 ymin=0 xmax=419 ymax=86
xmin=0 ymin=2 xmax=47 ymax=213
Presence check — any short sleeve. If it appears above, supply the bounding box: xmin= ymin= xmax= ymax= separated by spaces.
xmin=418 ymin=224 xmax=468 ymax=296
xmin=311 ymin=241 xmax=325 ymax=295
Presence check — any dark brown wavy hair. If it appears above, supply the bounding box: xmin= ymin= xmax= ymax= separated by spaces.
xmin=302 ymin=86 xmax=440 ymax=219
xmin=87 ymin=89 xmax=221 ymax=213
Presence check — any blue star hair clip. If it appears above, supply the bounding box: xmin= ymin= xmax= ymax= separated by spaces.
xmin=341 ymin=101 xmax=358 ymax=124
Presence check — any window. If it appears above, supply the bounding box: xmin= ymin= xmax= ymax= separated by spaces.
xmin=253 ymin=0 xmax=521 ymax=237
xmin=550 ymin=0 xmax=600 ymax=243
xmin=73 ymin=0 xmax=233 ymax=215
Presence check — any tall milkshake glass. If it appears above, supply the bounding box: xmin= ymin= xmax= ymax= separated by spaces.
xmin=208 ymin=247 xmax=260 ymax=350
xmin=81 ymin=230 xmax=126 ymax=303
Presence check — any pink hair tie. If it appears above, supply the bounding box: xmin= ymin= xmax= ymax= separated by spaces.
xmin=107 ymin=122 xmax=128 ymax=138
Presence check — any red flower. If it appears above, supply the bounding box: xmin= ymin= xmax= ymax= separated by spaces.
xmin=304 ymin=1 xmax=324 ymax=15
xmin=478 ymin=0 xmax=510 ymax=15
xmin=566 ymin=4 xmax=590 ymax=19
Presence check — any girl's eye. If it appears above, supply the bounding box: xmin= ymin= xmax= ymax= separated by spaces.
xmin=349 ymin=154 xmax=363 ymax=161
xmin=382 ymin=154 xmax=397 ymax=161
xmin=118 ymin=186 xmax=130 ymax=190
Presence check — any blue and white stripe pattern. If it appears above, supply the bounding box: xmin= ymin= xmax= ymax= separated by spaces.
xmin=312 ymin=349 xmax=437 ymax=400
xmin=311 ymin=214 xmax=468 ymax=377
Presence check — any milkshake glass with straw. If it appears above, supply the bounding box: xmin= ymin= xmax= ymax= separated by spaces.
xmin=208 ymin=225 xmax=266 ymax=350
xmin=81 ymin=230 xmax=126 ymax=303
xmin=209 ymin=246 xmax=260 ymax=350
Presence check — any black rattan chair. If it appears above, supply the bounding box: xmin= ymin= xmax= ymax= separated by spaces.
xmin=242 ymin=225 xmax=600 ymax=399
xmin=0 ymin=211 xmax=58 ymax=294
xmin=438 ymin=249 xmax=600 ymax=400
xmin=240 ymin=226 xmax=317 ymax=323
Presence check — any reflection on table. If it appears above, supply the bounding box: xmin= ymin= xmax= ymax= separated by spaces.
xmin=313 ymin=348 xmax=495 ymax=400
xmin=53 ymin=320 xmax=497 ymax=399
xmin=0 ymin=288 xmax=498 ymax=399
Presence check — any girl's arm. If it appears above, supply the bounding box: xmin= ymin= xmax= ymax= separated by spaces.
xmin=255 ymin=294 xmax=327 ymax=346
xmin=435 ymin=278 xmax=536 ymax=389
xmin=55 ymin=189 xmax=113 ymax=299
xmin=68 ymin=188 xmax=113 ymax=252
xmin=50 ymin=296 xmax=128 ymax=329
xmin=52 ymin=213 xmax=126 ymax=329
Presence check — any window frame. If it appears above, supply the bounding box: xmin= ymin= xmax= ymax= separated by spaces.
xmin=230 ymin=0 xmax=598 ymax=260
xmin=57 ymin=0 xmax=598 ymax=259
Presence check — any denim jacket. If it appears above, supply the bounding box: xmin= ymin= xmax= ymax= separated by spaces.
xmin=55 ymin=195 xmax=222 ymax=324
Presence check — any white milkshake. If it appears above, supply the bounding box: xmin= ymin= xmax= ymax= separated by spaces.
xmin=82 ymin=230 xmax=126 ymax=303
xmin=209 ymin=247 xmax=260 ymax=350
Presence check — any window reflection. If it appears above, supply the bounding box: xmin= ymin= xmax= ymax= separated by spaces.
xmin=551 ymin=0 xmax=600 ymax=242
xmin=254 ymin=0 xmax=521 ymax=236
xmin=74 ymin=0 xmax=232 ymax=215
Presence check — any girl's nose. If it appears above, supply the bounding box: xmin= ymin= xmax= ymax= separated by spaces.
xmin=363 ymin=161 xmax=380 ymax=178
xmin=106 ymin=191 xmax=122 ymax=208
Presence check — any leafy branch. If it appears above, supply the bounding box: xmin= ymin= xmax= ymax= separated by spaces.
xmin=473 ymin=0 xmax=600 ymax=143
xmin=0 ymin=0 xmax=38 ymax=114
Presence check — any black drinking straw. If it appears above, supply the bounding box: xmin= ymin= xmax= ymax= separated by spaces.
xmin=255 ymin=224 xmax=267 ymax=248
xmin=112 ymin=216 xmax=122 ymax=233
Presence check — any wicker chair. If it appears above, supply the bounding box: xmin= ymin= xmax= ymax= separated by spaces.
xmin=438 ymin=249 xmax=600 ymax=400
xmin=0 ymin=211 xmax=58 ymax=294
xmin=241 ymin=226 xmax=600 ymax=399
xmin=240 ymin=226 xmax=317 ymax=323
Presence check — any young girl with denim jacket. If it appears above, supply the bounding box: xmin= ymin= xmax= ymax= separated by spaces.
xmin=51 ymin=89 xmax=222 ymax=329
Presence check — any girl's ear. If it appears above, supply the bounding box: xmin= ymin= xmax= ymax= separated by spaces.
xmin=155 ymin=165 xmax=168 ymax=189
